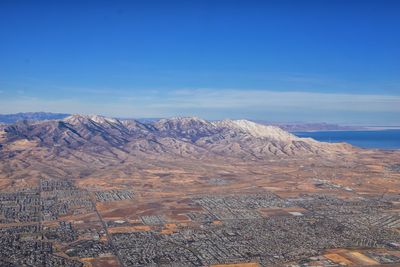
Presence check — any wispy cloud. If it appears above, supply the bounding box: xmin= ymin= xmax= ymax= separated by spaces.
xmin=156 ymin=89 xmax=400 ymax=112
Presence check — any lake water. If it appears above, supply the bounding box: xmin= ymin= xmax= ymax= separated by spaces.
xmin=293 ymin=130 xmax=400 ymax=150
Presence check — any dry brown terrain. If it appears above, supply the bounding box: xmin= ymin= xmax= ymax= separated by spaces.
xmin=1 ymin=116 xmax=399 ymax=266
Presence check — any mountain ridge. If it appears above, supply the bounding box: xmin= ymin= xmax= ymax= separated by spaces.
xmin=1 ymin=114 xmax=352 ymax=154
xmin=0 ymin=114 xmax=355 ymax=181
xmin=0 ymin=112 xmax=370 ymax=132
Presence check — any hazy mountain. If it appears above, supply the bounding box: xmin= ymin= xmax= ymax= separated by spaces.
xmin=255 ymin=121 xmax=362 ymax=132
xmin=0 ymin=112 xmax=70 ymax=124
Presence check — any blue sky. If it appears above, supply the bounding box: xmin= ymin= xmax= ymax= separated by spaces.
xmin=0 ymin=0 xmax=399 ymax=125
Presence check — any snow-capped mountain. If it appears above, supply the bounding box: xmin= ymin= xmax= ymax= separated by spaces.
xmin=213 ymin=119 xmax=296 ymax=141
xmin=1 ymin=115 xmax=352 ymax=159
xmin=0 ymin=114 xmax=355 ymax=180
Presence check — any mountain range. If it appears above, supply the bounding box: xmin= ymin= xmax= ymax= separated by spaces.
xmin=0 ymin=112 xmax=366 ymax=132
xmin=2 ymin=114 xmax=351 ymax=157
xmin=0 ymin=114 xmax=355 ymax=182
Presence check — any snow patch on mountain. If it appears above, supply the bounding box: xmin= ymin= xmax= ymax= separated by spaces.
xmin=64 ymin=114 xmax=119 ymax=125
xmin=214 ymin=119 xmax=297 ymax=141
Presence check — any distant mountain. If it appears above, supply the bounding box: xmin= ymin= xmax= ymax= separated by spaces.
xmin=255 ymin=121 xmax=363 ymax=132
xmin=0 ymin=112 xmax=70 ymax=124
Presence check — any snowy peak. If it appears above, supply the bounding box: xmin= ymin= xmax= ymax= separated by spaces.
xmin=89 ymin=115 xmax=119 ymax=124
xmin=154 ymin=117 xmax=214 ymax=131
xmin=214 ymin=119 xmax=297 ymax=141
xmin=64 ymin=114 xmax=119 ymax=125
xmin=157 ymin=116 xmax=210 ymax=125
xmin=153 ymin=117 xmax=297 ymax=142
